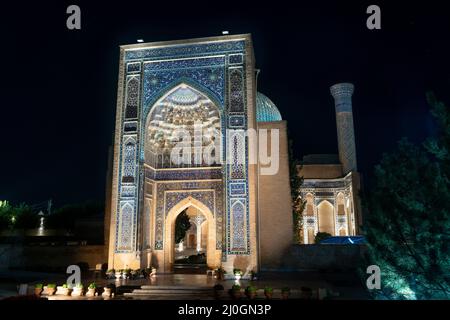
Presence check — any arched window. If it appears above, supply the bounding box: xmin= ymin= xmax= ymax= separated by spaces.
xmin=122 ymin=142 xmax=136 ymax=183
xmin=145 ymin=84 xmax=221 ymax=168
xmin=125 ymin=78 xmax=139 ymax=119
xmin=231 ymin=201 xmax=245 ymax=250
xmin=119 ymin=203 xmax=133 ymax=250
xmin=305 ymin=194 xmax=314 ymax=216
xmin=317 ymin=201 xmax=335 ymax=235
xmin=230 ymin=133 xmax=245 ymax=179
xmin=337 ymin=193 xmax=345 ymax=215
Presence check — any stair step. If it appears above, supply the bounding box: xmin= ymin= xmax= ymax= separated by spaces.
xmin=125 ymin=291 xmax=212 ymax=295
xmin=122 ymin=284 xmax=215 ymax=298
xmin=140 ymin=285 xmax=212 ymax=290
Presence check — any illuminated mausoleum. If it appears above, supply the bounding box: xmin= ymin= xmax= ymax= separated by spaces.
xmin=105 ymin=34 xmax=362 ymax=274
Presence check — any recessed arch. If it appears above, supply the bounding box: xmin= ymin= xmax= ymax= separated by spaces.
xmin=305 ymin=193 xmax=314 ymax=216
xmin=143 ymin=83 xmax=223 ymax=168
xmin=336 ymin=192 xmax=345 ymax=215
xmin=125 ymin=77 xmax=139 ymax=119
xmin=163 ymin=196 xmax=220 ymax=272
xmin=317 ymin=200 xmax=335 ymax=235
xmin=144 ymin=78 xmax=224 ymax=123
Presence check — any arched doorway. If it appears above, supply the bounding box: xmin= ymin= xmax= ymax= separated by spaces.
xmin=164 ymin=196 xmax=219 ymax=272
xmin=173 ymin=207 xmax=208 ymax=273
xmin=142 ymin=83 xmax=224 ymax=273
xmin=144 ymin=83 xmax=222 ymax=169
xmin=317 ymin=200 xmax=335 ymax=235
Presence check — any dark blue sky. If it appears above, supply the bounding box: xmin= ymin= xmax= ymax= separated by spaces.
xmin=1 ymin=1 xmax=449 ymax=207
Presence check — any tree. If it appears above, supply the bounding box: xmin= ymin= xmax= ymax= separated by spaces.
xmin=46 ymin=201 xmax=104 ymax=231
xmin=0 ymin=200 xmax=12 ymax=230
xmin=288 ymin=139 xmax=306 ymax=243
xmin=364 ymin=93 xmax=450 ymax=299
xmin=0 ymin=201 xmax=40 ymax=230
xmin=175 ymin=210 xmax=191 ymax=244
xmin=314 ymin=232 xmax=332 ymax=244
xmin=14 ymin=203 xmax=40 ymax=229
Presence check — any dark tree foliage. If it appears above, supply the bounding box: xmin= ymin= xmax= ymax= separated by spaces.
xmin=288 ymin=139 xmax=305 ymax=243
xmin=0 ymin=202 xmax=40 ymax=230
xmin=314 ymin=232 xmax=332 ymax=244
xmin=0 ymin=201 xmax=12 ymax=230
xmin=175 ymin=210 xmax=191 ymax=244
xmin=364 ymin=93 xmax=450 ymax=299
xmin=46 ymin=201 xmax=104 ymax=231
xmin=14 ymin=204 xmax=40 ymax=229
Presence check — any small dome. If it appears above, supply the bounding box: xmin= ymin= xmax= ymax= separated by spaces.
xmin=256 ymin=92 xmax=282 ymax=122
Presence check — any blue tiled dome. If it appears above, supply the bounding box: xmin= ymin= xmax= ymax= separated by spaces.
xmin=256 ymin=92 xmax=282 ymax=122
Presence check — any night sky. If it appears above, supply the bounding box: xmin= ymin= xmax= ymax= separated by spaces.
xmin=1 ymin=1 xmax=449 ymax=207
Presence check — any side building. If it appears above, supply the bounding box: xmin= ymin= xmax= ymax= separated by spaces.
xmin=299 ymin=83 xmax=363 ymax=244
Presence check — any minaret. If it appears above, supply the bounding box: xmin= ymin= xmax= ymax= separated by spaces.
xmin=330 ymin=83 xmax=357 ymax=174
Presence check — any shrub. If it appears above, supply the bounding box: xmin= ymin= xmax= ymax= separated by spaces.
xmin=213 ymin=284 xmax=224 ymax=291
xmin=231 ymin=284 xmax=241 ymax=291
xmin=105 ymin=283 xmax=116 ymax=290
xmin=246 ymin=285 xmax=257 ymax=292
xmin=216 ymin=267 xmax=226 ymax=274
xmin=88 ymin=282 xmax=96 ymax=289
xmin=35 ymin=283 xmax=43 ymax=289
xmin=314 ymin=232 xmax=332 ymax=244
xmin=47 ymin=284 xmax=56 ymax=289
xmin=233 ymin=268 xmax=243 ymax=275
xmin=264 ymin=286 xmax=273 ymax=293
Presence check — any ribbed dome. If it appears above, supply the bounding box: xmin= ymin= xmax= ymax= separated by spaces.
xmin=256 ymin=92 xmax=282 ymax=122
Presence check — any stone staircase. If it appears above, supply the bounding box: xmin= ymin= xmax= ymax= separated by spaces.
xmin=123 ymin=285 xmax=215 ymax=300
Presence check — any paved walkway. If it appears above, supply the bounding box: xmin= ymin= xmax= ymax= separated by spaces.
xmin=1 ymin=270 xmax=371 ymax=300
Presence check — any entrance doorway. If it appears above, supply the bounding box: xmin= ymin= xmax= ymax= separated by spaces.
xmin=163 ymin=196 xmax=220 ymax=273
xmin=174 ymin=207 xmax=207 ymax=273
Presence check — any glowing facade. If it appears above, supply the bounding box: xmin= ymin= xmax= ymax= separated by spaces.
xmin=106 ymin=34 xmax=362 ymax=273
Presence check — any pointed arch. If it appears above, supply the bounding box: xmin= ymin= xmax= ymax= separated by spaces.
xmin=144 ymin=78 xmax=224 ymax=122
xmin=122 ymin=137 xmax=137 ymax=183
xmin=230 ymin=200 xmax=246 ymax=251
xmin=317 ymin=200 xmax=335 ymax=236
xmin=305 ymin=193 xmax=314 ymax=216
xmin=163 ymin=196 xmax=220 ymax=271
xmin=125 ymin=77 xmax=139 ymax=119
xmin=143 ymin=83 xmax=223 ymax=168
xmin=336 ymin=192 xmax=346 ymax=215
xmin=118 ymin=202 xmax=134 ymax=250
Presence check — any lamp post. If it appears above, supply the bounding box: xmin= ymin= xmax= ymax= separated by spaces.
xmin=191 ymin=212 xmax=205 ymax=253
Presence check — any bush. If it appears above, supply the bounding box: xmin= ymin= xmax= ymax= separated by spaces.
xmin=246 ymin=285 xmax=257 ymax=293
xmin=46 ymin=201 xmax=104 ymax=231
xmin=314 ymin=232 xmax=332 ymax=244
xmin=213 ymin=284 xmax=224 ymax=291
xmin=105 ymin=284 xmax=116 ymax=290
xmin=233 ymin=268 xmax=243 ymax=275
xmin=14 ymin=204 xmax=40 ymax=229
xmin=264 ymin=286 xmax=273 ymax=293
xmin=231 ymin=284 xmax=241 ymax=291
xmin=0 ymin=201 xmax=40 ymax=230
